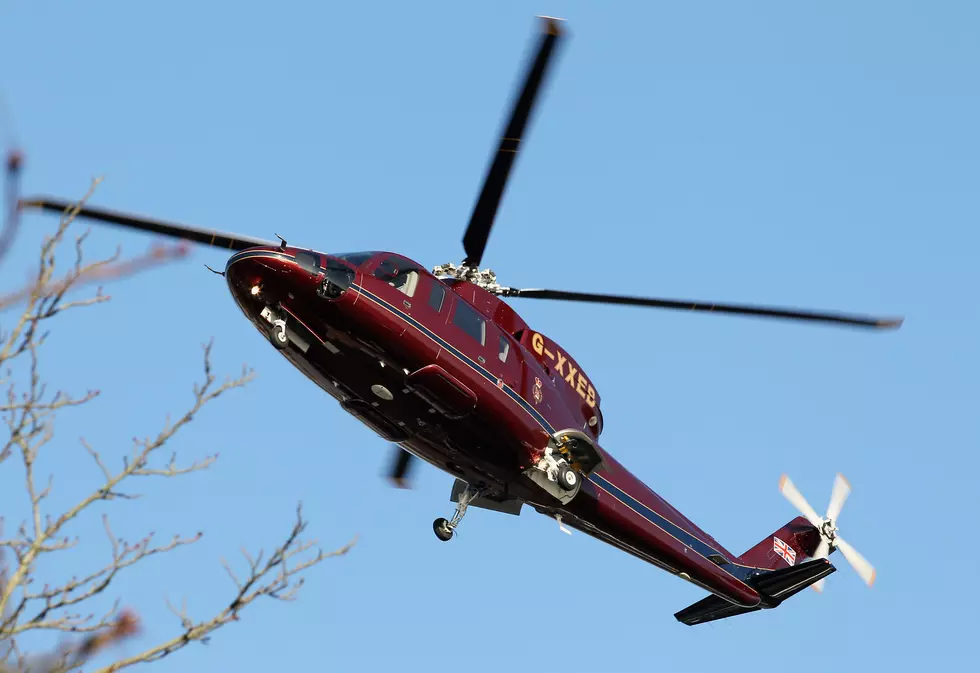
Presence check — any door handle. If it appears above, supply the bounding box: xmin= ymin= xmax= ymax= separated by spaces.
xmin=403 ymin=300 xmax=412 ymax=309
xmin=477 ymin=356 xmax=486 ymax=364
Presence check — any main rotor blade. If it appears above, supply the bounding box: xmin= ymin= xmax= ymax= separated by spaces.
xmin=461 ymin=16 xmax=565 ymax=268
xmin=825 ymin=472 xmax=851 ymax=523
xmin=20 ymin=196 xmax=275 ymax=251
xmin=505 ymin=288 xmax=903 ymax=330
xmin=779 ymin=474 xmax=823 ymax=528
xmin=387 ymin=445 xmax=416 ymax=489
xmin=834 ymin=536 xmax=876 ymax=587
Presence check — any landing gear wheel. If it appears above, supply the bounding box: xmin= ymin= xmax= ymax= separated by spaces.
xmin=433 ymin=517 xmax=454 ymax=542
xmin=433 ymin=484 xmax=482 ymax=541
xmin=270 ymin=320 xmax=288 ymax=350
xmin=557 ymin=463 xmax=578 ymax=491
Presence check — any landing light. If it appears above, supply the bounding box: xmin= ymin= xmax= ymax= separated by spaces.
xmin=250 ymin=285 xmax=261 ymax=296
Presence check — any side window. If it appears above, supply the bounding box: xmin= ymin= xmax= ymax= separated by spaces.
xmin=428 ymin=283 xmax=445 ymax=312
xmin=374 ymin=256 xmax=419 ymax=297
xmin=451 ymin=301 xmax=485 ymax=345
xmin=498 ymin=334 xmax=510 ymax=362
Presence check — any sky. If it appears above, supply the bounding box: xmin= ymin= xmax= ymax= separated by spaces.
xmin=0 ymin=0 xmax=977 ymax=670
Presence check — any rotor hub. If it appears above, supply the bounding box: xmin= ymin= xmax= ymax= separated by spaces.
xmin=432 ymin=262 xmax=511 ymax=295
xmin=820 ymin=519 xmax=839 ymax=543
xmin=779 ymin=472 xmax=876 ymax=590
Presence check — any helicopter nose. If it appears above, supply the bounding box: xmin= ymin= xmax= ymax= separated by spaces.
xmin=226 ymin=246 xmax=290 ymax=280
xmin=224 ymin=246 xmax=310 ymax=299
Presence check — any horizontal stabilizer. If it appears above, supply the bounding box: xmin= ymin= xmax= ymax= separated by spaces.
xmin=673 ymin=594 xmax=759 ymax=626
xmin=675 ymin=558 xmax=836 ymax=626
xmin=752 ymin=558 xmax=836 ymax=603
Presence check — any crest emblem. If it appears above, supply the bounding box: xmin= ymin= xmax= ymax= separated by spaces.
xmin=532 ymin=377 xmax=543 ymax=404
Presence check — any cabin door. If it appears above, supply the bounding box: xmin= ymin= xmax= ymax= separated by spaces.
xmin=483 ymin=324 xmax=522 ymax=392
xmin=404 ymin=275 xmax=452 ymax=362
xmin=440 ymin=292 xmax=521 ymax=392
xmin=364 ymin=254 xmax=426 ymax=338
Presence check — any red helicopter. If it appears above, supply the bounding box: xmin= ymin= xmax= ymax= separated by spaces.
xmin=21 ymin=17 xmax=901 ymax=625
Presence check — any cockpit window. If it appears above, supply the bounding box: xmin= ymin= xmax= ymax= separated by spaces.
xmin=295 ymin=250 xmax=320 ymax=274
xmin=332 ymin=251 xmax=376 ymax=268
xmin=374 ymin=255 xmax=420 ymax=297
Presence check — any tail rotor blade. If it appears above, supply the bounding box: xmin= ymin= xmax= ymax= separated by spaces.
xmin=809 ymin=538 xmax=831 ymax=593
xmin=779 ymin=474 xmax=823 ymax=528
xmin=835 ymin=537 xmax=876 ymax=587
xmin=825 ymin=472 xmax=851 ymax=522
xmin=812 ymin=538 xmax=831 ymax=561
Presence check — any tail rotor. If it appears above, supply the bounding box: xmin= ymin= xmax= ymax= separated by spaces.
xmin=779 ymin=473 xmax=876 ymax=592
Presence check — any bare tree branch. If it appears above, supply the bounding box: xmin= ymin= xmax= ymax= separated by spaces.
xmin=96 ymin=505 xmax=355 ymax=673
xmin=0 ymin=183 xmax=354 ymax=672
xmin=0 ymin=242 xmax=191 ymax=315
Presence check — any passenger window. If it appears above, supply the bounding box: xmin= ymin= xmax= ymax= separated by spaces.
xmin=452 ymin=301 xmax=485 ymax=345
xmin=374 ymin=256 xmax=419 ymax=297
xmin=429 ymin=283 xmax=445 ymax=312
xmin=498 ymin=334 xmax=510 ymax=362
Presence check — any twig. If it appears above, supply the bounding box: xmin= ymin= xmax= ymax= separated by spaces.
xmin=0 ymin=182 xmax=352 ymax=672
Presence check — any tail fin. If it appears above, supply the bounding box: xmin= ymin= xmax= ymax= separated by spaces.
xmin=738 ymin=515 xmax=821 ymax=571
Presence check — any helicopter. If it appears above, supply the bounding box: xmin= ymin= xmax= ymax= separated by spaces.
xmin=20 ymin=16 xmax=900 ymax=625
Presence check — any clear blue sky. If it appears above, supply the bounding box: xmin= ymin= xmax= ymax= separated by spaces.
xmin=1 ymin=1 xmax=976 ymax=670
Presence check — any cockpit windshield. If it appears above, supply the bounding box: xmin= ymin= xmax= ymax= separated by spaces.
xmin=331 ymin=251 xmax=377 ymax=268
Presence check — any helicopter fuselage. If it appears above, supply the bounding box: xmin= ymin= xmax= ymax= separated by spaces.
xmin=224 ymin=243 xmax=785 ymax=609
xmin=18 ymin=13 xmax=888 ymax=625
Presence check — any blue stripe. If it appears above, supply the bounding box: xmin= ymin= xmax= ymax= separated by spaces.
xmin=348 ymin=282 xmax=764 ymax=584
xmin=589 ymin=473 xmax=761 ymax=578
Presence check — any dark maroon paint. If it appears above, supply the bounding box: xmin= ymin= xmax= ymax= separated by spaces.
xmin=224 ymin=245 xmax=827 ymax=612
xmin=17 ymin=15 xmax=877 ymax=624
